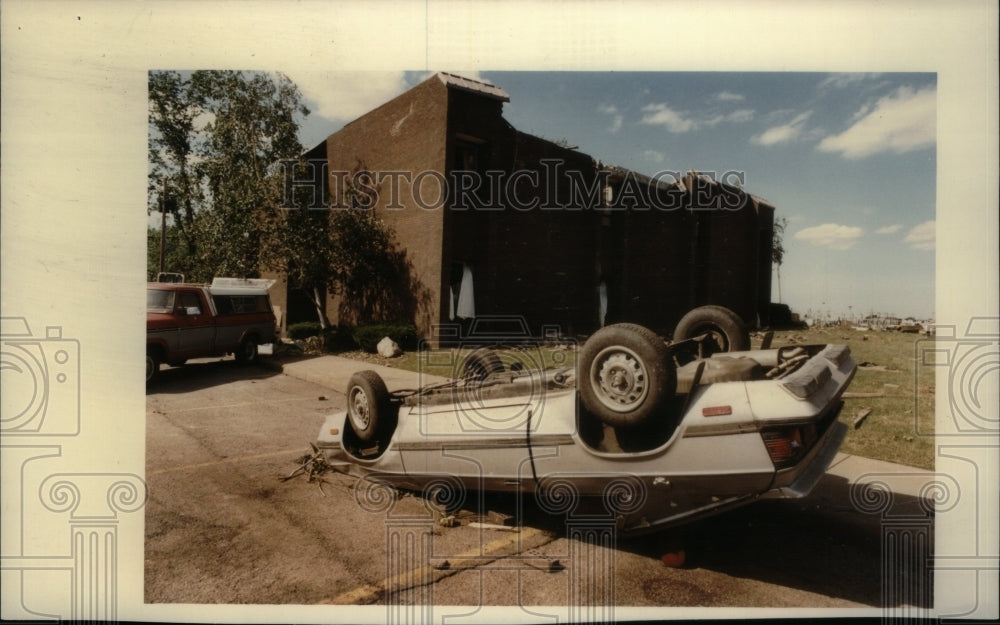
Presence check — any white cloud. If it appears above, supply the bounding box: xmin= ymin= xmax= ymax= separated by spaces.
xmin=794 ymin=223 xmax=864 ymax=250
xmin=876 ymin=224 xmax=903 ymax=234
xmin=817 ymin=85 xmax=936 ymax=159
xmin=641 ymin=103 xmax=753 ymax=133
xmin=706 ymin=109 xmax=754 ymax=126
xmin=288 ymin=71 xmax=410 ymax=123
xmin=817 ymin=73 xmax=882 ymax=90
xmin=598 ymin=104 xmax=623 ymax=133
xmin=641 ymin=103 xmax=698 ymax=133
xmin=715 ymin=91 xmax=745 ymax=102
xmin=641 ymin=149 xmax=665 ymax=163
xmin=752 ymin=111 xmax=812 ymax=146
xmin=903 ymin=220 xmax=935 ymax=250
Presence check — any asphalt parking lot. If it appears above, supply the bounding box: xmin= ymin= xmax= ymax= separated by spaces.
xmin=145 ymin=355 xmax=933 ymax=611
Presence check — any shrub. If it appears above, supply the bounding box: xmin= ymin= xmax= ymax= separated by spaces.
xmin=353 ymin=324 xmax=419 ymax=353
xmin=287 ymin=321 xmax=323 ymax=340
xmin=322 ymin=325 xmax=358 ymax=352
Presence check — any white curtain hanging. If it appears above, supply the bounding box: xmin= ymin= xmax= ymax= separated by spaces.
xmin=456 ymin=264 xmax=475 ymax=319
xmin=598 ymin=281 xmax=608 ymax=327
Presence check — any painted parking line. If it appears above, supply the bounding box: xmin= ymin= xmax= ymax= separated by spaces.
xmin=319 ymin=526 xmax=557 ymax=605
xmin=147 ymin=448 xmax=307 ymax=477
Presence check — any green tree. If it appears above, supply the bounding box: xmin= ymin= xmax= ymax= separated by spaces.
xmin=189 ymin=70 xmax=309 ymax=278
xmin=147 ymin=70 xmax=309 ymax=282
xmin=259 ymin=164 xmax=427 ymax=328
xmin=148 ymin=71 xmax=206 ymax=265
xmin=259 ymin=180 xmax=337 ymax=327
xmin=147 ymin=71 xmax=425 ymax=329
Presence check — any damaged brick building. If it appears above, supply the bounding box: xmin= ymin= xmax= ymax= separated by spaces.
xmin=270 ymin=73 xmax=775 ymax=343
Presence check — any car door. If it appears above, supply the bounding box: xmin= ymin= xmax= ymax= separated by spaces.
xmin=174 ymin=290 xmax=216 ymax=354
xmin=397 ymin=391 xmax=540 ymax=493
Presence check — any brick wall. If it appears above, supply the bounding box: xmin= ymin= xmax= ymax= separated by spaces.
xmin=313 ymin=75 xmax=774 ymax=344
xmin=325 ymin=77 xmax=449 ymax=339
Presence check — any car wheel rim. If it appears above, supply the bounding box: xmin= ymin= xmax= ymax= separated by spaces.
xmin=591 ymin=346 xmax=649 ymax=413
xmin=145 ymin=356 xmax=153 ymax=381
xmin=350 ymin=387 xmax=371 ymax=431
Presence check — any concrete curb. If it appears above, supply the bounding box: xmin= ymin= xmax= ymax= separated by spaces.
xmin=261 ymin=353 xmax=450 ymax=393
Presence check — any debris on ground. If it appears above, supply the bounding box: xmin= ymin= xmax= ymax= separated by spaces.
xmin=303 ymin=336 xmax=324 ymax=355
xmin=853 ymin=407 xmax=873 ymax=429
xmin=469 ymin=522 xmax=520 ymax=532
xmin=281 ymin=443 xmax=334 ymax=493
xmin=660 ymin=550 xmax=686 ymax=568
xmin=521 ymin=558 xmax=565 ymax=573
xmin=487 ymin=510 xmax=515 ymax=526
xmin=273 ymin=340 xmax=304 ymax=356
xmin=857 ymin=362 xmax=900 ymax=372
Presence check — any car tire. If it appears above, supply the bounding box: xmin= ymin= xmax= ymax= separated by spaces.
xmin=235 ymin=336 xmax=259 ymax=363
xmin=346 ymin=370 xmax=391 ymax=442
xmin=673 ymin=305 xmax=750 ymax=354
xmin=579 ymin=323 xmax=676 ymax=428
xmin=146 ymin=350 xmax=160 ymax=385
xmin=461 ymin=348 xmax=505 ymax=379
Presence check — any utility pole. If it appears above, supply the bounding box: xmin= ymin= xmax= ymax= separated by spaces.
xmin=158 ymin=177 xmax=168 ymax=276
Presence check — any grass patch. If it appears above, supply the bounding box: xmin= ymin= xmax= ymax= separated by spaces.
xmin=767 ymin=327 xmax=935 ymax=470
xmin=391 ymin=344 xmax=578 ymax=379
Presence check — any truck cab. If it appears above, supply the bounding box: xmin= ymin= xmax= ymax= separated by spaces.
xmin=146 ymin=278 xmax=277 ymax=383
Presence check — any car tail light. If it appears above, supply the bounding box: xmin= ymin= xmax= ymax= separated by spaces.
xmin=761 ymin=426 xmax=804 ymax=469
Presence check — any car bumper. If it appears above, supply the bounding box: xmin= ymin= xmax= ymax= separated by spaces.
xmin=760 ymin=419 xmax=848 ymax=500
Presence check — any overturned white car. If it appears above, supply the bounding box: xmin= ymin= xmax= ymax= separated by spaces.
xmin=316 ymin=320 xmax=855 ymax=535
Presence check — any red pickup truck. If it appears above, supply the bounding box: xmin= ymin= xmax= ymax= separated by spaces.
xmin=146 ymin=278 xmax=277 ymax=383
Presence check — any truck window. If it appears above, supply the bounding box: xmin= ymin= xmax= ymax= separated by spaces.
xmin=212 ymin=294 xmax=271 ymax=315
xmin=177 ymin=291 xmax=202 ymax=314
xmin=213 ymin=295 xmax=233 ymax=315
xmin=232 ymin=296 xmax=254 ymax=313
xmin=147 ymin=289 xmax=175 ymax=312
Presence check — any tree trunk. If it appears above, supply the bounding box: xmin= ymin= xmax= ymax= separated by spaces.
xmin=312 ymin=286 xmax=329 ymax=329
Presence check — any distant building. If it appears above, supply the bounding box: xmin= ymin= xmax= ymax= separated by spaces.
xmin=269 ymin=73 xmax=775 ymax=344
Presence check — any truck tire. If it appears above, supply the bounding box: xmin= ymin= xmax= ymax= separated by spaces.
xmin=579 ymin=323 xmax=676 ymax=428
xmin=346 ymin=370 xmax=392 ymax=442
xmin=235 ymin=336 xmax=259 ymax=363
xmin=146 ymin=349 xmax=161 ymax=385
xmin=673 ymin=305 xmax=750 ymax=354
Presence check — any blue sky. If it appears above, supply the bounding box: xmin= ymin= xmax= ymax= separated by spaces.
xmin=291 ymin=71 xmax=937 ymax=321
